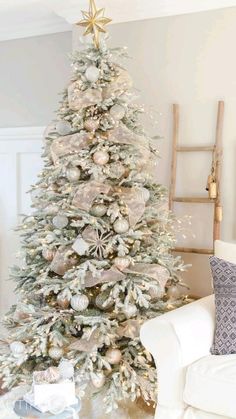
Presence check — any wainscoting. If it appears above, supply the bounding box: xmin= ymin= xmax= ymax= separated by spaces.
xmin=0 ymin=127 xmax=44 ymax=318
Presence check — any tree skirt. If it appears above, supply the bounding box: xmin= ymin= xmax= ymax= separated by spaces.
xmin=0 ymin=386 xmax=155 ymax=419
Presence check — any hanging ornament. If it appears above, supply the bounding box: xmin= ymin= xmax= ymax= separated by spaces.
xmin=148 ymin=286 xmax=165 ymax=300
xmin=58 ymin=360 xmax=74 ymax=380
xmin=66 ymin=167 xmax=81 ymax=182
xmin=95 ymin=293 xmax=113 ymax=310
xmin=45 ymin=204 xmax=59 ymax=215
xmin=123 ymin=304 xmax=137 ymax=318
xmin=42 ymin=248 xmax=56 ymax=262
xmin=10 ymin=341 xmax=26 ymax=358
xmin=90 ymin=203 xmax=107 ymax=217
xmin=91 ymin=372 xmax=105 ymax=389
xmin=70 ymin=295 xmax=89 ymax=311
xmin=93 ymin=150 xmax=109 ymax=165
xmin=57 ymin=293 xmax=70 ymax=309
xmin=110 ymin=104 xmax=126 ymax=121
xmin=167 ymin=285 xmax=181 ymax=300
xmin=52 ymin=215 xmax=69 ymax=229
xmin=113 ymin=218 xmax=129 ymax=234
xmin=85 ymin=66 xmax=100 ymax=83
xmin=206 ymin=174 xmax=214 ymax=192
xmin=84 ymin=118 xmax=100 ymax=132
xmin=105 ymin=348 xmax=122 ymax=365
xmin=209 ymin=181 xmax=217 ymax=199
xmin=56 ymin=120 xmax=71 ymax=136
xmin=48 ymin=346 xmax=64 ymax=360
xmin=137 ymin=187 xmax=150 ymax=202
xmin=45 ymin=232 xmax=56 ymax=243
xmin=113 ymin=257 xmax=130 ymax=271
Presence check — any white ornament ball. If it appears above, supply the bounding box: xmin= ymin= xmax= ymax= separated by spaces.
xmin=45 ymin=233 xmax=56 ymax=243
xmin=53 ymin=215 xmax=69 ymax=229
xmin=113 ymin=257 xmax=130 ymax=271
xmin=66 ymin=167 xmax=81 ymax=182
xmin=167 ymin=285 xmax=181 ymax=300
xmin=93 ymin=150 xmax=109 ymax=165
xmin=84 ymin=118 xmax=100 ymax=132
xmin=48 ymin=346 xmax=64 ymax=360
xmin=59 ymin=360 xmax=74 ymax=380
xmin=123 ymin=304 xmax=137 ymax=318
xmin=110 ymin=104 xmax=126 ymax=121
xmin=85 ymin=66 xmax=100 ymax=83
xmin=70 ymin=295 xmax=89 ymax=311
xmin=56 ymin=120 xmax=71 ymax=136
xmin=113 ymin=219 xmax=129 ymax=234
xmin=42 ymin=248 xmax=55 ymax=262
xmin=91 ymin=372 xmax=105 ymax=388
xmin=105 ymin=348 xmax=122 ymax=365
xmin=90 ymin=204 xmax=107 ymax=217
xmin=10 ymin=341 xmax=26 ymax=358
xmin=45 ymin=204 xmax=59 ymax=215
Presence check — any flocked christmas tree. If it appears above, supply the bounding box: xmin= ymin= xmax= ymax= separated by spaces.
xmin=0 ymin=0 xmax=187 ymax=412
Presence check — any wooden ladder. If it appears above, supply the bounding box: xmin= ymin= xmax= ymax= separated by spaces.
xmin=169 ymin=101 xmax=224 ymax=255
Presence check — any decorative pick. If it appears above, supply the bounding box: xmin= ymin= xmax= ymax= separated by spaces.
xmin=77 ymin=0 xmax=112 ymax=48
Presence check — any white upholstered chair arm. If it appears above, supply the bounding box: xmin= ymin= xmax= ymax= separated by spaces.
xmin=140 ymin=295 xmax=215 ymax=409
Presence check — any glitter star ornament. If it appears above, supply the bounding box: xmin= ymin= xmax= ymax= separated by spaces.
xmin=77 ymin=0 xmax=112 ymax=48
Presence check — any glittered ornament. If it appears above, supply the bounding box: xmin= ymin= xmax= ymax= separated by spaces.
xmin=66 ymin=167 xmax=81 ymax=182
xmin=85 ymin=66 xmax=100 ymax=83
xmin=56 ymin=120 xmax=71 ymax=136
xmin=113 ymin=218 xmax=129 ymax=234
xmin=57 ymin=293 xmax=70 ymax=309
xmin=90 ymin=204 xmax=107 ymax=217
xmin=95 ymin=293 xmax=113 ymax=310
xmin=70 ymin=295 xmax=89 ymax=311
xmin=45 ymin=233 xmax=56 ymax=244
xmin=123 ymin=304 xmax=137 ymax=318
xmin=42 ymin=248 xmax=56 ymax=262
xmin=52 ymin=215 xmax=69 ymax=229
xmin=113 ymin=257 xmax=130 ymax=271
xmin=105 ymin=348 xmax=122 ymax=365
xmin=167 ymin=285 xmax=181 ymax=300
xmin=91 ymin=372 xmax=105 ymax=389
xmin=84 ymin=118 xmax=100 ymax=132
xmin=110 ymin=104 xmax=126 ymax=121
xmin=59 ymin=360 xmax=74 ymax=380
xmin=93 ymin=150 xmax=109 ymax=165
xmin=48 ymin=346 xmax=64 ymax=360
xmin=10 ymin=341 xmax=26 ymax=358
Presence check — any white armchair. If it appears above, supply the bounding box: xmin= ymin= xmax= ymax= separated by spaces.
xmin=140 ymin=241 xmax=236 ymax=419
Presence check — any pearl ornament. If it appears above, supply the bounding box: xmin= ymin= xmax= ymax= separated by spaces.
xmin=10 ymin=341 xmax=26 ymax=358
xmin=90 ymin=204 xmax=107 ymax=217
xmin=123 ymin=304 xmax=137 ymax=318
xmin=105 ymin=348 xmax=122 ymax=365
xmin=91 ymin=372 xmax=105 ymax=388
xmin=70 ymin=295 xmax=89 ymax=311
xmin=48 ymin=346 xmax=64 ymax=360
xmin=56 ymin=120 xmax=71 ymax=136
xmin=85 ymin=66 xmax=100 ymax=83
xmin=113 ymin=219 xmax=129 ymax=234
xmin=53 ymin=215 xmax=69 ymax=229
xmin=66 ymin=167 xmax=81 ymax=182
xmin=113 ymin=257 xmax=130 ymax=271
xmin=110 ymin=104 xmax=126 ymax=121
xmin=93 ymin=150 xmax=109 ymax=165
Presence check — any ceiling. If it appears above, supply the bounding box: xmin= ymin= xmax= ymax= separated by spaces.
xmin=1 ymin=0 xmax=236 ymax=41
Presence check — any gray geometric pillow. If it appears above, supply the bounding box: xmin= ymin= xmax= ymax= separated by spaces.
xmin=210 ymin=256 xmax=236 ymax=355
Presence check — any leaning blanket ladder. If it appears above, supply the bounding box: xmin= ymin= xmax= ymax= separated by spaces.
xmin=169 ymin=101 xmax=224 ymax=255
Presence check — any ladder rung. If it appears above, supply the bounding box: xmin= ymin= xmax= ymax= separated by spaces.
xmin=173 ymin=197 xmax=215 ymax=203
xmin=173 ymin=247 xmax=214 ymax=255
xmin=176 ymin=146 xmax=215 ymax=152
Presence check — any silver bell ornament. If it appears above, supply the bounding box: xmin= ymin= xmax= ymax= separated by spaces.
xmin=91 ymin=372 xmax=105 ymax=389
xmin=123 ymin=304 xmax=137 ymax=318
xmin=42 ymin=248 xmax=56 ymax=262
xmin=10 ymin=341 xmax=26 ymax=358
xmin=167 ymin=285 xmax=181 ymax=300
xmin=56 ymin=120 xmax=71 ymax=136
xmin=105 ymin=348 xmax=122 ymax=365
xmin=110 ymin=104 xmax=126 ymax=121
xmin=90 ymin=203 xmax=107 ymax=217
xmin=84 ymin=118 xmax=100 ymax=132
xmin=113 ymin=218 xmax=129 ymax=234
xmin=70 ymin=294 xmax=89 ymax=311
xmin=85 ymin=66 xmax=100 ymax=83
xmin=66 ymin=167 xmax=81 ymax=182
xmin=59 ymin=359 xmax=74 ymax=380
xmin=48 ymin=346 xmax=64 ymax=360
xmin=93 ymin=150 xmax=109 ymax=165
xmin=113 ymin=257 xmax=130 ymax=271
xmin=53 ymin=215 xmax=69 ymax=229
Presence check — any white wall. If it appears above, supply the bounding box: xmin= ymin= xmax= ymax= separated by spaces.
xmin=75 ymin=7 xmax=236 ymax=297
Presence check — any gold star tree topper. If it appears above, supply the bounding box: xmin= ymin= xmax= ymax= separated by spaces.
xmin=77 ymin=0 xmax=112 ymax=48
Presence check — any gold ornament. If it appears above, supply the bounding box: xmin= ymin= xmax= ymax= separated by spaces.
xmin=209 ymin=181 xmax=217 ymax=199
xmin=77 ymin=0 xmax=112 ymax=49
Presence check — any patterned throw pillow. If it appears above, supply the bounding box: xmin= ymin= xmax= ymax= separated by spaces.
xmin=210 ymin=256 xmax=236 ymax=355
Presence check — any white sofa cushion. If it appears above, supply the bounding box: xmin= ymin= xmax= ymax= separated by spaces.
xmin=215 ymin=240 xmax=236 ymax=263
xmin=183 ymin=354 xmax=236 ymax=418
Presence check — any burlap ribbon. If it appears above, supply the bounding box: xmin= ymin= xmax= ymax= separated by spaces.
xmin=83 ymin=267 xmax=125 ymax=288
xmin=50 ymin=247 xmax=77 ymax=276
xmin=68 ymin=330 xmax=100 ymax=352
xmin=72 ymin=181 xmax=111 ymax=211
xmin=50 ymin=132 xmax=92 ymax=164
xmin=68 ymin=82 xmax=102 ymax=110
xmin=103 ymin=67 xmax=133 ymax=99
xmin=124 ymin=263 xmax=169 ymax=291
xmin=117 ymin=319 xmax=141 ymax=339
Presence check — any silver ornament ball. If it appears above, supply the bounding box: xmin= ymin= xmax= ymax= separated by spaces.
xmin=56 ymin=120 xmax=71 ymax=136
xmin=95 ymin=293 xmax=113 ymax=310
xmin=91 ymin=372 xmax=105 ymax=389
xmin=84 ymin=118 xmax=100 ymax=132
xmin=90 ymin=204 xmax=107 ymax=217
xmin=10 ymin=341 xmax=26 ymax=358
xmin=93 ymin=150 xmax=109 ymax=165
xmin=70 ymin=294 xmax=89 ymax=311
xmin=113 ymin=257 xmax=130 ymax=271
xmin=85 ymin=66 xmax=100 ymax=83
xmin=123 ymin=304 xmax=137 ymax=318
xmin=66 ymin=167 xmax=81 ymax=182
xmin=48 ymin=346 xmax=64 ymax=360
xmin=110 ymin=104 xmax=126 ymax=121
xmin=105 ymin=348 xmax=122 ymax=365
xmin=113 ymin=219 xmax=129 ymax=234
xmin=53 ymin=215 xmax=69 ymax=229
